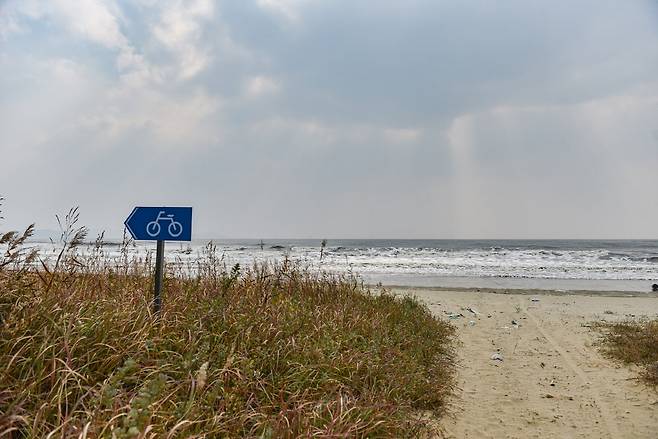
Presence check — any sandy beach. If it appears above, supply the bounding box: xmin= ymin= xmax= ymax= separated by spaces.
xmin=395 ymin=288 xmax=658 ymax=439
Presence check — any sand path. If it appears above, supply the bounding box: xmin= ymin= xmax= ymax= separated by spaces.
xmin=399 ymin=289 xmax=658 ymax=439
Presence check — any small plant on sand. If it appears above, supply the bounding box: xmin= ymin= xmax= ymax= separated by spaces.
xmin=596 ymin=320 xmax=658 ymax=387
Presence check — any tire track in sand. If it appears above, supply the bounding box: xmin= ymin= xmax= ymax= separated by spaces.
xmin=523 ymin=305 xmax=620 ymax=439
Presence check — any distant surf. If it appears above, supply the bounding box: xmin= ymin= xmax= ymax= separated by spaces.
xmin=27 ymin=239 xmax=658 ymax=292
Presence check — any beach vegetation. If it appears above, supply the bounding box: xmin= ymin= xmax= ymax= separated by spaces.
xmin=0 ymin=208 xmax=456 ymax=437
xmin=596 ymin=320 xmax=658 ymax=387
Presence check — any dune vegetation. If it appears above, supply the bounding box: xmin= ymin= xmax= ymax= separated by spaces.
xmin=0 ymin=207 xmax=456 ymax=438
xmin=596 ymin=319 xmax=658 ymax=388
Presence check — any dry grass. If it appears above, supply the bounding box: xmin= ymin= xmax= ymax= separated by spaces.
xmin=0 ymin=210 xmax=456 ymax=438
xmin=596 ymin=320 xmax=658 ymax=387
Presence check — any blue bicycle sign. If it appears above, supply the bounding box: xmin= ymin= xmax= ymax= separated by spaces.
xmin=125 ymin=207 xmax=192 ymax=241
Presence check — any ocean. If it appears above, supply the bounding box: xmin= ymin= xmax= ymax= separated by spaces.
xmin=26 ymin=238 xmax=658 ymax=293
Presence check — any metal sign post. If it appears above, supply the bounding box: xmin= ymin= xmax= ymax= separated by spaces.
xmin=153 ymin=240 xmax=165 ymax=314
xmin=124 ymin=207 xmax=193 ymax=314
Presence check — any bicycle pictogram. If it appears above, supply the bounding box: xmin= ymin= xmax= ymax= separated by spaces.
xmin=146 ymin=211 xmax=183 ymax=238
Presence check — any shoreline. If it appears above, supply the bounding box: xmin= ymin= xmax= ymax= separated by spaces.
xmin=359 ymin=273 xmax=656 ymax=294
xmin=373 ymin=284 xmax=658 ymax=298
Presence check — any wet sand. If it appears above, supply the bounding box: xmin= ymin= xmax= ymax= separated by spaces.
xmin=395 ymin=288 xmax=658 ymax=439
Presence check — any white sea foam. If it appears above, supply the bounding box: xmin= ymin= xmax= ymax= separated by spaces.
xmin=18 ymin=240 xmax=658 ymax=283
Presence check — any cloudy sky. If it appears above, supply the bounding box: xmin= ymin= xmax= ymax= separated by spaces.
xmin=1 ymin=0 xmax=657 ymax=239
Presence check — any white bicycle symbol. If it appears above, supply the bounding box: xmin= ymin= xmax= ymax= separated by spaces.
xmin=146 ymin=211 xmax=183 ymax=238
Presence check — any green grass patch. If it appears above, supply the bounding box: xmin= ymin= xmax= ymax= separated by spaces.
xmin=595 ymin=320 xmax=658 ymax=388
xmin=0 ymin=217 xmax=456 ymax=437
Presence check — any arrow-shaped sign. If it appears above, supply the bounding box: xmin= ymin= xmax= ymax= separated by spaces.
xmin=124 ymin=207 xmax=192 ymax=241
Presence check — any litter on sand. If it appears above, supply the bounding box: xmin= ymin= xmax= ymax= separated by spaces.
xmin=445 ymin=311 xmax=464 ymax=320
xmin=467 ymin=307 xmax=480 ymax=316
xmin=491 ymin=352 xmax=504 ymax=361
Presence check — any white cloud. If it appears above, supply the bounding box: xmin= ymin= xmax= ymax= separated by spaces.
xmin=256 ymin=0 xmax=316 ymax=22
xmin=1 ymin=0 xmax=159 ymax=84
xmin=3 ymin=0 xmax=127 ymax=49
xmin=257 ymin=0 xmax=300 ymax=21
xmin=0 ymin=12 xmax=24 ymax=41
xmin=50 ymin=0 xmax=127 ymax=49
xmin=441 ymin=83 xmax=658 ymax=237
xmin=0 ymin=0 xmax=44 ymax=40
xmin=152 ymin=0 xmax=214 ymax=79
xmin=247 ymin=116 xmax=424 ymax=149
xmin=0 ymin=56 xmax=102 ymax=160
xmin=72 ymin=85 xmax=222 ymax=150
xmin=244 ymin=75 xmax=281 ymax=98
xmin=383 ymin=128 xmax=421 ymax=143
xmin=249 ymin=117 xmax=337 ymax=147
